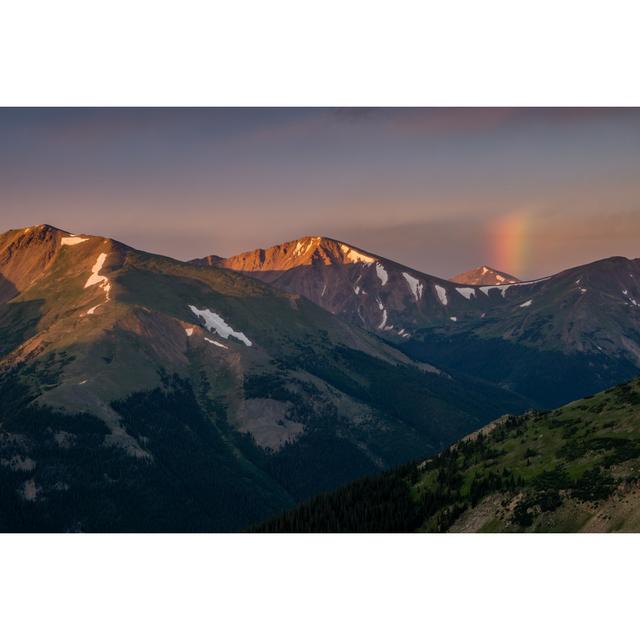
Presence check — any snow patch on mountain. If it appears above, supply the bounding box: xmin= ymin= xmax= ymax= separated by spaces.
xmin=375 ymin=263 xmax=388 ymax=285
xmin=340 ymin=244 xmax=375 ymax=264
xmin=378 ymin=308 xmax=388 ymax=329
xmin=520 ymin=299 xmax=533 ymax=308
xmin=376 ymin=298 xmax=388 ymax=329
xmin=403 ymin=273 xmax=423 ymax=300
xmin=480 ymin=284 xmax=512 ymax=297
xmin=204 ymin=337 xmax=229 ymax=349
xmin=61 ymin=236 xmax=88 ymax=246
xmin=83 ymin=253 xmax=111 ymax=315
xmin=480 ymin=276 xmax=551 ymax=297
xmin=450 ymin=316 xmax=457 ymax=322
xmin=435 ymin=284 xmax=448 ymax=306
xmin=456 ymin=287 xmax=475 ymax=300
xmin=85 ymin=253 xmax=111 ymax=298
xmin=621 ymin=290 xmax=638 ymax=307
xmin=188 ymin=305 xmax=253 ymax=346
xmin=185 ymin=328 xmax=194 ymax=336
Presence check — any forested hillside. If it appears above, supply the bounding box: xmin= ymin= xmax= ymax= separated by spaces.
xmin=255 ymin=378 xmax=640 ymax=532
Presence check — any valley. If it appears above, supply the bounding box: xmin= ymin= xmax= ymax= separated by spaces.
xmin=255 ymin=377 xmax=640 ymax=533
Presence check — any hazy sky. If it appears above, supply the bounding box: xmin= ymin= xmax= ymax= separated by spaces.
xmin=1 ymin=107 xmax=639 ymax=279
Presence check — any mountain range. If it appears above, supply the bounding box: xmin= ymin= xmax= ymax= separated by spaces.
xmin=196 ymin=237 xmax=640 ymax=407
xmin=1 ymin=224 xmax=639 ymax=531
xmin=0 ymin=225 xmax=526 ymax=532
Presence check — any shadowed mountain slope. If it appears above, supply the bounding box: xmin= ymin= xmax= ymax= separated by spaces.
xmin=255 ymin=377 xmax=640 ymax=533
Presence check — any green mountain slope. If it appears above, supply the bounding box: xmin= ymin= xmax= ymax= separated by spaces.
xmin=0 ymin=225 xmax=528 ymax=531
xmin=254 ymin=377 xmax=640 ymax=532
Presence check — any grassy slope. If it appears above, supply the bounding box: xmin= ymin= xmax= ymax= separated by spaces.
xmin=254 ymin=377 xmax=640 ymax=532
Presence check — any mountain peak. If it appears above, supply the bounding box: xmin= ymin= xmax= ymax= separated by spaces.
xmin=193 ymin=236 xmax=382 ymax=272
xmin=17 ymin=223 xmax=67 ymax=236
xmin=450 ymin=265 xmax=520 ymax=286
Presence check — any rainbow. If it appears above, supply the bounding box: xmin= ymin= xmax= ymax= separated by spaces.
xmin=488 ymin=211 xmax=532 ymax=278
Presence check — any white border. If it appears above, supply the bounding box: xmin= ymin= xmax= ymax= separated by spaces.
xmin=2 ymin=2 xmax=639 ymax=638
xmin=1 ymin=534 xmax=637 ymax=639
xmin=1 ymin=0 xmax=640 ymax=106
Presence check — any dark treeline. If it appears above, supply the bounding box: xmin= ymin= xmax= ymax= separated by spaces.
xmin=252 ymin=430 xmax=525 ymax=533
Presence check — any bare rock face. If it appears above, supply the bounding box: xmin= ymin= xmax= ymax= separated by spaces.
xmin=0 ymin=225 xmax=66 ymax=303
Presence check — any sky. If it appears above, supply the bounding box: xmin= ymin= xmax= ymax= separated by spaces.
xmin=1 ymin=107 xmax=640 ymax=280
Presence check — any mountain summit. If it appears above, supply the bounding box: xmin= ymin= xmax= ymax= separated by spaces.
xmin=193 ymin=236 xmax=472 ymax=336
xmin=450 ymin=265 xmax=520 ymax=286
xmin=195 ymin=236 xmax=382 ymax=272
